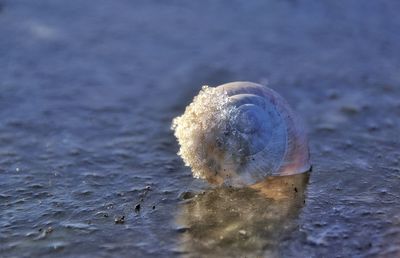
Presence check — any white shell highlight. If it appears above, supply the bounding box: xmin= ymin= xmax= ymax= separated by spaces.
xmin=172 ymin=81 xmax=310 ymax=186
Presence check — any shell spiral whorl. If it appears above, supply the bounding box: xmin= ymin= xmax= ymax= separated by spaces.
xmin=172 ymin=81 xmax=310 ymax=186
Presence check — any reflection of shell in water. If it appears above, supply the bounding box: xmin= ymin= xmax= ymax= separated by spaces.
xmin=172 ymin=81 xmax=310 ymax=186
xmin=176 ymin=172 xmax=310 ymax=257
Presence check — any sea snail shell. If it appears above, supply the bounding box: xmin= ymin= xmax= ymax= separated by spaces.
xmin=172 ymin=81 xmax=311 ymax=186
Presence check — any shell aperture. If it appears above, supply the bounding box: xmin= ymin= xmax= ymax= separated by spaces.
xmin=172 ymin=81 xmax=310 ymax=186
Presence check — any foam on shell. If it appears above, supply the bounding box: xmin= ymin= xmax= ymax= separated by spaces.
xmin=172 ymin=82 xmax=310 ymax=186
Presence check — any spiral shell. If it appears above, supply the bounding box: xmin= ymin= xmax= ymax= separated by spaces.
xmin=172 ymin=81 xmax=310 ymax=186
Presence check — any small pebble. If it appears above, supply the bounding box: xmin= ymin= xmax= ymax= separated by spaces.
xmin=239 ymin=230 xmax=247 ymax=236
xmin=135 ymin=204 xmax=141 ymax=212
xmin=35 ymin=227 xmax=53 ymax=240
xmin=45 ymin=227 xmax=53 ymax=234
xmin=114 ymin=216 xmax=125 ymax=224
xmin=179 ymin=191 xmax=195 ymax=200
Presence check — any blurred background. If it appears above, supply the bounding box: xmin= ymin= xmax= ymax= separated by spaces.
xmin=0 ymin=0 xmax=399 ymax=257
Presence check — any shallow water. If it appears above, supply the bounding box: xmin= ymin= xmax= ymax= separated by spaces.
xmin=1 ymin=0 xmax=400 ymax=257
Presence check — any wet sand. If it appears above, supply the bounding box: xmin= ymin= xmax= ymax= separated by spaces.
xmin=0 ymin=0 xmax=399 ymax=257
